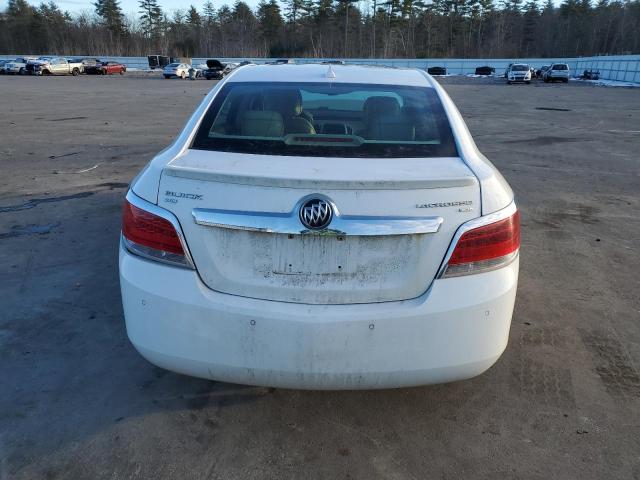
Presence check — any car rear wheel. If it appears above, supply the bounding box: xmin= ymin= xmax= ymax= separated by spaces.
xmin=180 ymin=71 xmax=186 ymax=79
xmin=18 ymin=67 xmax=24 ymax=75
xmin=72 ymin=68 xmax=79 ymax=76
xmin=120 ymin=69 xmax=125 ymax=75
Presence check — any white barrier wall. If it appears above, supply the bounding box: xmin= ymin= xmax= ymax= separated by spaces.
xmin=574 ymin=55 xmax=640 ymax=83
xmin=2 ymin=54 xmax=639 ymax=82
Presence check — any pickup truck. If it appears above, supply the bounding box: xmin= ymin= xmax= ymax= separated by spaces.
xmin=3 ymin=57 xmax=36 ymax=75
xmin=30 ymin=57 xmax=83 ymax=76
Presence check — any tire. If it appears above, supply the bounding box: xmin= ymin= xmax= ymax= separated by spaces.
xmin=18 ymin=67 xmax=24 ymax=75
xmin=43 ymin=70 xmax=51 ymax=76
xmin=120 ymin=69 xmax=124 ymax=75
xmin=507 ymin=81 xmax=511 ymax=85
xmin=180 ymin=71 xmax=186 ymax=79
xmin=526 ymin=81 xmax=530 ymax=84
xmin=164 ymin=75 xmax=170 ymax=79
xmin=563 ymin=78 xmax=568 ymax=83
xmin=72 ymin=68 xmax=79 ymax=76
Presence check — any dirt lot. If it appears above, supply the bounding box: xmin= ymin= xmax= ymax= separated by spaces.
xmin=1 ymin=74 xmax=639 ymax=480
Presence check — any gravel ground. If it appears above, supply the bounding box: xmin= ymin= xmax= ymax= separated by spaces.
xmin=0 ymin=74 xmax=639 ymax=480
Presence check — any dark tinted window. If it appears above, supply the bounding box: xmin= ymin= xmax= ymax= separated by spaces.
xmin=192 ymin=82 xmax=457 ymax=158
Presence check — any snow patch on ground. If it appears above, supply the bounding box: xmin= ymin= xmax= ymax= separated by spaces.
xmin=571 ymin=78 xmax=640 ymax=87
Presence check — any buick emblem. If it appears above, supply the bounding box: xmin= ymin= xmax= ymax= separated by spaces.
xmin=299 ymin=198 xmax=333 ymax=230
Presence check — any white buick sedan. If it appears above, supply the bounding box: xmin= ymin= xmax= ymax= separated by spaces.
xmin=120 ymin=64 xmax=519 ymax=389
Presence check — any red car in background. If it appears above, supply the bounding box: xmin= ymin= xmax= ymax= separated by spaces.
xmin=85 ymin=61 xmax=126 ymax=75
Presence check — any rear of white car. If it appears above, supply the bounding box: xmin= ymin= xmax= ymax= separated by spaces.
xmin=544 ymin=63 xmax=571 ymax=83
xmin=163 ymin=63 xmax=189 ymax=79
xmin=120 ymin=65 xmax=519 ymax=389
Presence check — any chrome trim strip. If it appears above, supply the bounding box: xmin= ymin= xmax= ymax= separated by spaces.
xmin=124 ymin=190 xmax=195 ymax=269
xmin=435 ymin=201 xmax=518 ymax=279
xmin=192 ymin=196 xmax=443 ymax=237
xmin=165 ymin=166 xmax=477 ymax=191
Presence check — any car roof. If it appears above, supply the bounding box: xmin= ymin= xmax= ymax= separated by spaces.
xmin=229 ymin=64 xmax=432 ymax=87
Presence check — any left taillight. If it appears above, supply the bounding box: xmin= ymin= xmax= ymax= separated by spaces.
xmin=439 ymin=206 xmax=520 ymax=278
xmin=121 ymin=195 xmax=193 ymax=269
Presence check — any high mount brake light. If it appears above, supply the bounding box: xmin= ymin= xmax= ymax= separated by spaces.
xmin=440 ymin=208 xmax=520 ymax=278
xmin=121 ymin=195 xmax=193 ymax=269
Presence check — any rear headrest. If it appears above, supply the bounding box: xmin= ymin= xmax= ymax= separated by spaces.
xmin=240 ymin=110 xmax=284 ymax=137
xmin=264 ymin=89 xmax=303 ymax=116
xmin=363 ymin=96 xmax=400 ymax=118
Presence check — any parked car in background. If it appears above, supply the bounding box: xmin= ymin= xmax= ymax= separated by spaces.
xmin=120 ymin=64 xmax=520 ymax=389
xmin=203 ymin=59 xmax=225 ymax=80
xmin=189 ymin=65 xmax=205 ymax=79
xmin=582 ymin=69 xmax=600 ymax=80
xmin=25 ymin=56 xmax=54 ymax=74
xmin=68 ymin=57 xmax=101 ymax=73
xmin=4 ymin=57 xmax=36 ymax=75
xmin=475 ymin=66 xmax=495 ymax=76
xmin=223 ymin=62 xmax=240 ymax=75
xmin=29 ymin=57 xmax=83 ymax=76
xmin=507 ymin=63 xmax=532 ymax=84
xmin=427 ymin=66 xmax=446 ymax=75
xmin=544 ymin=63 xmax=571 ymax=83
xmin=503 ymin=63 xmax=513 ymax=78
xmin=536 ymin=65 xmax=551 ymax=78
xmin=163 ymin=63 xmax=190 ymax=79
xmin=529 ymin=66 xmax=536 ymax=78
xmin=84 ymin=61 xmax=126 ymax=75
xmin=536 ymin=65 xmax=549 ymax=78
xmin=0 ymin=59 xmax=9 ymax=74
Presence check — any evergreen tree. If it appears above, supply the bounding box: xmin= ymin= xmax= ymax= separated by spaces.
xmin=203 ymin=0 xmax=216 ymax=24
xmin=94 ymin=0 xmax=125 ymax=35
xmin=284 ymin=0 xmax=313 ymax=22
xmin=1 ymin=0 xmax=640 ymax=59
xmin=138 ymin=0 xmax=162 ymax=37
xmin=187 ymin=5 xmax=201 ymax=26
xmin=257 ymin=0 xmax=283 ymax=50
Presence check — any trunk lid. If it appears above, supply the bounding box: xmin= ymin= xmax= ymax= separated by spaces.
xmin=159 ymin=150 xmax=480 ymax=304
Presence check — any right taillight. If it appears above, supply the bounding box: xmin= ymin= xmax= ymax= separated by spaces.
xmin=121 ymin=194 xmax=193 ymax=269
xmin=440 ymin=209 xmax=520 ymax=278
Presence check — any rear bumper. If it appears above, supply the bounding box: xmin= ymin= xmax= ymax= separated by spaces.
xmin=120 ymin=246 xmax=519 ymax=390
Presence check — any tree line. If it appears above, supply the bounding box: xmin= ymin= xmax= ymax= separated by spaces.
xmin=1 ymin=0 xmax=639 ymax=59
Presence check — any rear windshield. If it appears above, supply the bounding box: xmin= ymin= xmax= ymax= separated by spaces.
xmin=191 ymin=82 xmax=457 ymax=158
xmin=553 ymin=64 xmax=568 ymax=70
xmin=167 ymin=63 xmax=179 ymax=68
